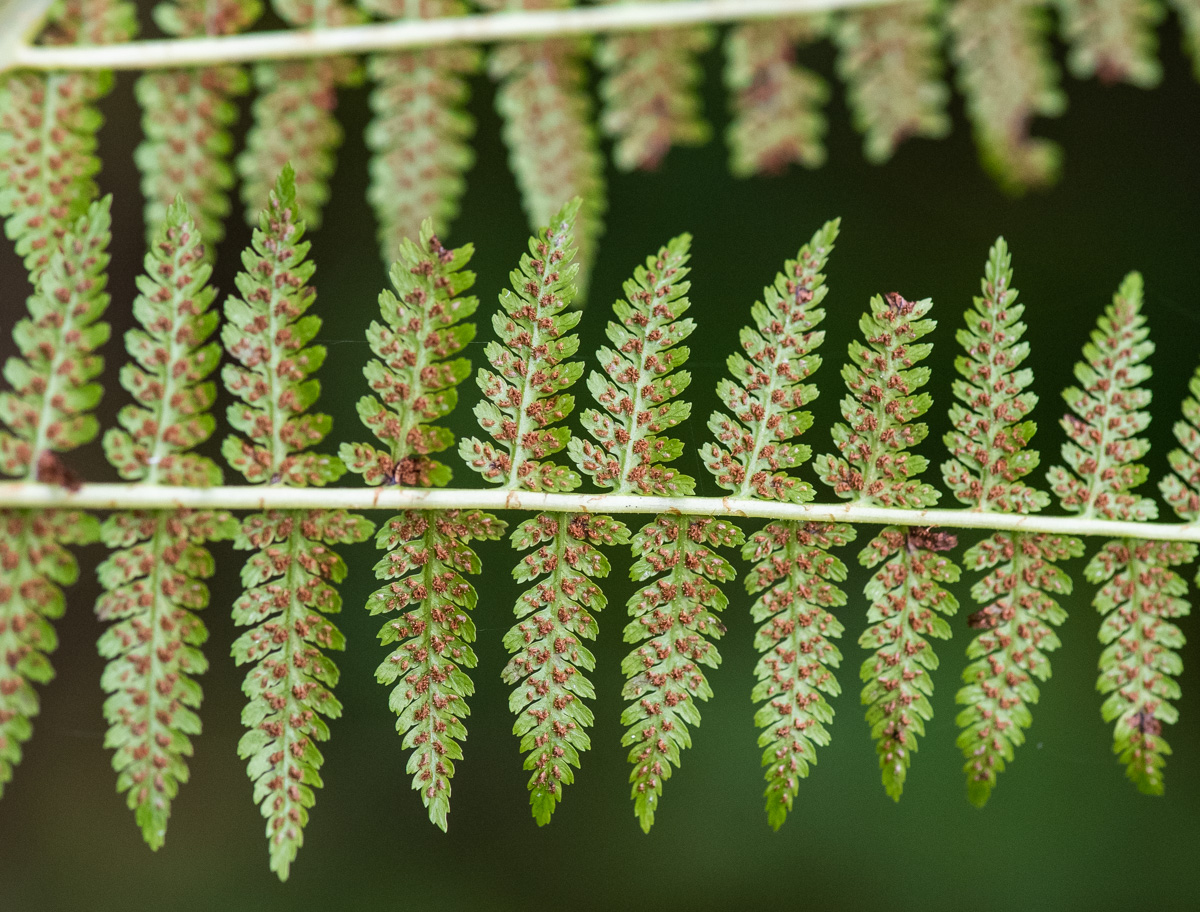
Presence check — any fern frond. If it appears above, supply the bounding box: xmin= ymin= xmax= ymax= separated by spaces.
xmin=94 ymin=201 xmax=237 ymax=848
xmin=1 ymin=198 xmax=112 ymax=799
xmin=341 ymin=221 xmax=506 ymax=828
xmin=702 ymin=220 xmax=836 ymax=504
xmin=942 ymin=239 xmax=1082 ymax=806
xmin=744 ymin=520 xmax=855 ymax=829
xmin=359 ymin=1 xmax=478 ymax=265
xmin=1088 ymin=538 xmax=1194 ymax=794
xmin=461 ymin=200 xmax=617 ymax=823
xmin=834 ymin=0 xmax=949 ymax=164
xmin=947 ymin=0 xmax=1065 ymax=193
xmin=699 ymin=220 xmax=847 ymax=827
xmin=1047 ymin=272 xmax=1157 ymax=522
xmin=0 ymin=0 xmax=134 ymax=281
xmin=238 ymin=1 xmax=363 ymax=230
xmin=134 ymin=0 xmax=260 ymax=254
xmin=481 ymin=3 xmax=605 ymax=294
xmin=724 ymin=17 xmax=828 ymax=177
xmin=1055 ymin=0 xmax=1162 ymax=87
xmin=1049 ymin=273 xmax=1193 ymax=793
xmin=817 ymin=291 xmax=957 ymax=799
xmin=596 ymin=1 xmax=711 ymax=171
xmin=223 ymin=168 xmax=373 ymax=879
xmin=1160 ymin=360 xmax=1200 ymax=526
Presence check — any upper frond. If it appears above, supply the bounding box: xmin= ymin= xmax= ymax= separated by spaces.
xmin=221 ymin=166 xmax=346 ymax=487
xmin=947 ymin=0 xmax=1064 ymax=193
xmin=569 ymin=233 xmax=695 ymax=496
xmin=702 ymin=219 xmax=837 ymax=503
xmin=724 ymin=17 xmax=828 ymax=177
xmin=460 ymin=198 xmax=583 ymax=492
xmin=942 ymin=238 xmax=1048 ymax=514
xmin=1046 ymin=272 xmax=1157 ymax=521
xmin=815 ymin=291 xmax=940 ymax=509
xmin=1161 ymin=360 xmax=1200 ymax=525
xmin=834 ymin=1 xmax=949 ymax=164
xmin=596 ymin=2 xmax=711 ymax=172
xmin=341 ymin=220 xmax=478 ymax=488
xmin=1055 ymin=0 xmax=1162 ymax=87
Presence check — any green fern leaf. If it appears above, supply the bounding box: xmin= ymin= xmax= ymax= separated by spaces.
xmin=595 ymin=1 xmax=712 ymax=171
xmin=943 ymin=239 xmax=1083 ymax=807
xmin=223 ymin=167 xmax=373 ymax=879
xmin=95 ymin=201 xmax=238 ymax=848
xmin=817 ymin=290 xmax=959 ymax=799
xmin=1055 ymin=0 xmax=1162 ymax=87
xmin=0 ymin=198 xmax=113 ymax=799
xmin=834 ymin=0 xmax=949 ymax=164
xmin=947 ymin=0 xmax=1064 ymax=193
xmin=342 ymin=220 xmax=506 ymax=829
xmin=1160 ymin=360 xmax=1200 ymax=526
xmin=724 ymin=16 xmax=828 ymax=176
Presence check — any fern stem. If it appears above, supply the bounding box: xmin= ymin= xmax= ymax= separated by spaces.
xmin=3 ymin=0 xmax=912 ymax=73
xmin=4 ymin=483 xmax=1200 ymax=543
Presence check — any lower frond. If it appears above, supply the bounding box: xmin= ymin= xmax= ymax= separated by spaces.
xmin=231 ymin=508 xmax=373 ymax=881
xmin=955 ymin=531 xmax=1082 ymax=807
xmin=95 ymin=508 xmax=236 ymax=849
xmin=743 ymin=520 xmax=855 ymax=830
xmin=504 ymin=512 xmax=628 ymax=826
xmin=0 ymin=509 xmax=98 ymax=798
xmin=1087 ymin=537 xmax=1195 ymax=795
xmin=621 ymin=514 xmax=743 ymax=833
xmin=858 ymin=526 xmax=960 ymax=801
xmin=368 ymin=509 xmax=505 ymax=831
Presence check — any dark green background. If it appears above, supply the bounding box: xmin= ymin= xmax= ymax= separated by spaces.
xmin=2 ymin=11 xmax=1200 ymax=912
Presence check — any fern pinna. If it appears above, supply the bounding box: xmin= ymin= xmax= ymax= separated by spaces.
xmin=700 ymin=220 xmax=857 ymax=829
xmin=0 ymin=197 xmax=112 ymax=799
xmin=221 ymin=167 xmax=373 ymax=879
xmin=340 ymin=221 xmax=505 ymax=830
xmin=460 ymin=200 xmax=628 ymax=825
xmin=360 ymin=0 xmax=479 ymax=268
xmin=1047 ymin=273 xmax=1194 ymax=795
xmin=816 ymin=287 xmax=959 ymax=800
xmin=942 ymin=239 xmax=1082 ymax=806
xmin=95 ymin=200 xmax=237 ymax=848
xmin=570 ymin=233 xmax=742 ymax=832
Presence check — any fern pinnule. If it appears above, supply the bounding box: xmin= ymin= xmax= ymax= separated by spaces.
xmin=943 ymin=239 xmax=1083 ymax=807
xmin=360 ymin=1 xmax=479 ymax=266
xmin=595 ymin=2 xmax=712 ymax=172
xmin=134 ymin=0 xmax=260 ymax=255
xmin=461 ymin=200 xmax=624 ymax=823
xmin=342 ymin=220 xmax=506 ymax=829
xmin=724 ymin=17 xmax=828 ymax=177
xmin=1174 ymin=0 xmax=1200 ymax=78
xmin=701 ymin=220 xmax=850 ymax=827
xmin=947 ymin=0 xmax=1064 ymax=193
xmin=96 ymin=201 xmax=238 ymax=847
xmin=223 ymin=167 xmax=373 ymax=879
xmin=479 ymin=2 xmax=605 ymax=294
xmin=1160 ymin=360 xmax=1200 ymax=527
xmin=1049 ymin=273 xmax=1194 ymax=795
xmin=817 ymin=290 xmax=959 ymax=800
xmin=834 ymin=1 xmax=949 ymax=164
xmin=1 ymin=198 xmax=113 ymax=799
xmin=1055 ymin=0 xmax=1162 ymax=87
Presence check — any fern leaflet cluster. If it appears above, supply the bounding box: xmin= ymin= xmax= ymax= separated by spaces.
xmin=222 ymin=168 xmax=373 ymax=878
